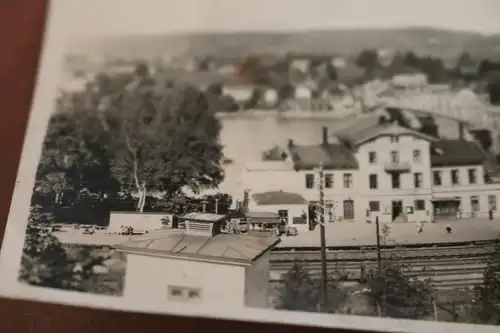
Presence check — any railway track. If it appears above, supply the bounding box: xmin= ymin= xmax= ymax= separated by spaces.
xmin=269 ymin=243 xmax=496 ymax=290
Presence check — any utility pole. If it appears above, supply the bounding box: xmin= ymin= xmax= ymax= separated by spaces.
xmin=375 ymin=216 xmax=382 ymax=272
xmin=215 ymin=198 xmax=219 ymax=214
xmin=316 ymin=162 xmax=328 ymax=308
xmin=375 ymin=216 xmax=384 ymax=316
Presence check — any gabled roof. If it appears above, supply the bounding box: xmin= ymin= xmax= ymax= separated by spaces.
xmin=431 ymin=140 xmax=487 ymax=167
xmin=288 ymin=143 xmax=359 ymax=170
xmin=337 ymin=122 xmax=437 ymax=147
xmin=252 ymin=191 xmax=308 ymax=206
xmin=115 ymin=230 xmax=280 ymax=265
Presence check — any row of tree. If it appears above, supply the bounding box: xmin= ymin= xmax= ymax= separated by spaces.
xmin=35 ymin=63 xmax=227 ymax=223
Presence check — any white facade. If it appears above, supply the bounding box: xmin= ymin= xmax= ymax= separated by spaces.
xmin=241 ymin=129 xmax=500 ymax=225
xmin=108 ymin=212 xmax=171 ymax=232
xmin=122 ymin=252 xmax=271 ymax=309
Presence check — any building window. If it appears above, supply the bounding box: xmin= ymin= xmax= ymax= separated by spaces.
xmin=325 ymin=173 xmax=333 ymax=188
xmin=433 ymin=170 xmax=442 ymax=186
xmin=343 ymin=173 xmax=353 ymax=189
xmin=391 ymin=173 xmax=400 ymax=189
xmin=489 ymin=195 xmax=497 ymax=211
xmin=468 ymin=168 xmax=477 ymax=184
xmin=305 ymin=173 xmax=315 ymax=189
xmin=451 ymin=169 xmax=460 ymax=185
xmin=368 ymin=151 xmax=377 ymax=164
xmin=413 ymin=149 xmax=421 ymax=163
xmin=167 ymin=286 xmax=202 ymax=302
xmin=414 ymin=173 xmax=423 ymax=188
xmin=369 ymin=174 xmax=378 ymax=189
xmin=343 ymin=200 xmax=355 ymax=219
xmin=369 ymin=201 xmax=380 ymax=212
xmin=390 ymin=136 xmax=399 ymax=143
xmin=415 ymin=200 xmax=426 ymax=211
xmin=390 ymin=151 xmax=399 ymax=163
xmin=471 ymin=196 xmax=480 ymax=212
xmin=326 ymin=201 xmax=334 ymax=222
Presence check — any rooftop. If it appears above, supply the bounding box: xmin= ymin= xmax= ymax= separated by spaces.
xmin=252 ymin=191 xmax=308 ymax=206
xmin=431 ymin=139 xmax=487 ymax=167
xmin=179 ymin=212 xmax=227 ymax=223
xmin=288 ymin=142 xmax=358 ymax=170
xmin=115 ymin=230 xmax=280 ymax=265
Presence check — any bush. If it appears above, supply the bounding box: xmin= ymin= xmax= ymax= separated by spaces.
xmin=274 ymin=261 xmax=346 ymax=313
xmin=19 ymin=205 xmax=112 ymax=293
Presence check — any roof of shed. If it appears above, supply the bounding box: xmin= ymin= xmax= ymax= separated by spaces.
xmin=115 ymin=230 xmax=280 ymax=265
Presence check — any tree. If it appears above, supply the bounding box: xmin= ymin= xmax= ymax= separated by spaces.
xmin=20 ymin=205 xmax=107 ymax=291
xmin=274 ymin=261 xmax=345 ymax=313
xmin=470 ymin=243 xmax=500 ymax=325
xmin=217 ymin=95 xmax=239 ymax=112
xmin=366 ymin=262 xmax=435 ymax=319
xmin=457 ymin=51 xmax=473 ymax=67
xmin=356 ymin=49 xmax=381 ymax=70
xmin=402 ymin=51 xmax=420 ymax=69
xmin=363 ymin=225 xmax=435 ymax=319
xmin=110 ymin=78 xmax=224 ymax=211
xmin=262 ymin=145 xmax=288 ymax=161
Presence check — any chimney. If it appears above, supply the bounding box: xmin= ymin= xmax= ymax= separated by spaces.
xmin=458 ymin=122 xmax=464 ymax=140
xmin=322 ymin=126 xmax=328 ymax=145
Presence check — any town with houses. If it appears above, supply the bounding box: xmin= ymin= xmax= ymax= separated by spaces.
xmin=16 ymin=29 xmax=500 ymax=326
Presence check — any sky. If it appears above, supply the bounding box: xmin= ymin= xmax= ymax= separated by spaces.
xmin=56 ymin=0 xmax=500 ymax=39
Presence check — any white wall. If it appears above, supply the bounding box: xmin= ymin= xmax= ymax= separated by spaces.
xmin=244 ymin=255 xmax=271 ymax=308
xmin=123 ymin=254 xmax=246 ymax=310
xmin=108 ymin=212 xmax=171 ymax=232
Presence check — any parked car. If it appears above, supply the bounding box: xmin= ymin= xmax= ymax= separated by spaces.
xmin=133 ymin=229 xmax=149 ymax=235
xmin=51 ymin=224 xmax=62 ymax=232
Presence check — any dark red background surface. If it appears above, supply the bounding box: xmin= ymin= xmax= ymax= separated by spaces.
xmin=0 ymin=1 xmax=372 ymax=332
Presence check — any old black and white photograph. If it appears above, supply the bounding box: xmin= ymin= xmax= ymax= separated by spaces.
xmin=1 ymin=0 xmax=500 ymax=332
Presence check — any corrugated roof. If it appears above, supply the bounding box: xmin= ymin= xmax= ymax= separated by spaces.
xmin=116 ymin=230 xmax=280 ymax=264
xmin=179 ymin=213 xmax=227 ymax=223
xmin=288 ymin=143 xmax=358 ymax=170
xmin=252 ymin=191 xmax=308 ymax=206
xmin=431 ymin=140 xmax=487 ymax=167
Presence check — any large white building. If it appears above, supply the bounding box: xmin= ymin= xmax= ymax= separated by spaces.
xmin=115 ymin=213 xmax=280 ymax=309
xmin=241 ymin=114 xmax=500 ymax=231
